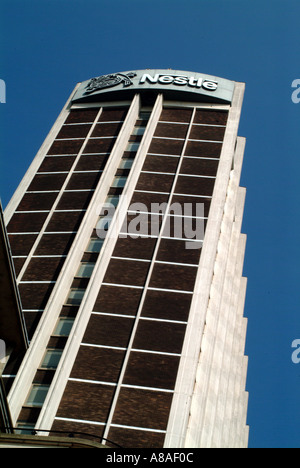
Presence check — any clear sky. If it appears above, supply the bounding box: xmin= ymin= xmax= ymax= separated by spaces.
xmin=1 ymin=0 xmax=300 ymax=448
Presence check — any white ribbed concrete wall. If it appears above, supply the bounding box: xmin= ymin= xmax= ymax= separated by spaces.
xmin=184 ymin=137 xmax=249 ymax=448
xmin=164 ymin=82 xmax=248 ymax=449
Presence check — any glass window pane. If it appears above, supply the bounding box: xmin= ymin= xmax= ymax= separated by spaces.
xmin=126 ymin=142 xmax=139 ymax=152
xmin=26 ymin=384 xmax=49 ymax=407
xmin=86 ymin=238 xmax=104 ymax=253
xmin=15 ymin=423 xmax=36 ymax=435
xmin=112 ymin=176 xmax=127 ymax=188
xmin=65 ymin=289 xmax=85 ymax=306
xmin=96 ymin=216 xmax=112 ymax=232
xmin=54 ymin=317 xmax=75 ymax=336
xmin=119 ymin=158 xmax=134 ymax=169
xmin=105 ymin=195 xmax=120 ymax=207
xmin=76 ymin=262 xmax=95 ymax=278
xmin=41 ymin=349 xmax=63 ymax=369
xmin=132 ymin=126 xmax=146 ymax=136
xmin=139 ymin=111 xmax=151 ymax=121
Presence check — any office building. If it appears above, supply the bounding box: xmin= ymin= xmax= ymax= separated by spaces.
xmin=3 ymin=69 xmax=249 ymax=448
xmin=0 ymin=201 xmax=28 ymax=434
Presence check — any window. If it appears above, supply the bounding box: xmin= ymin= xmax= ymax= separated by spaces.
xmin=65 ymin=289 xmax=85 ymax=306
xmin=15 ymin=423 xmax=36 ymax=435
xmin=86 ymin=238 xmax=104 ymax=253
xmin=112 ymin=176 xmax=127 ymax=188
xmin=119 ymin=158 xmax=134 ymax=170
xmin=105 ymin=195 xmax=120 ymax=207
xmin=96 ymin=215 xmax=113 ymax=233
xmin=54 ymin=317 xmax=75 ymax=336
xmin=132 ymin=126 xmax=146 ymax=136
xmin=139 ymin=111 xmax=151 ymax=121
xmin=26 ymin=384 xmax=49 ymax=407
xmin=76 ymin=262 xmax=95 ymax=278
xmin=41 ymin=349 xmax=63 ymax=369
xmin=126 ymin=142 xmax=140 ymax=152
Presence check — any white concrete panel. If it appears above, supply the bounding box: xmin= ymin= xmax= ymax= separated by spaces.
xmin=165 ymin=82 xmax=246 ymax=448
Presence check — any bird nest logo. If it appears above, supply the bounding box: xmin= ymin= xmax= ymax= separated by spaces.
xmin=84 ymin=72 xmax=137 ymax=95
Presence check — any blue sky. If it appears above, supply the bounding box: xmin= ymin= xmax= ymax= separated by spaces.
xmin=1 ymin=0 xmax=300 ymax=448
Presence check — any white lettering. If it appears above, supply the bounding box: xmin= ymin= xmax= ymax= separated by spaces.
xmin=291 ymin=79 xmax=300 ymax=104
xmin=106 ymin=453 xmax=140 ymax=465
xmin=0 ymin=339 xmax=6 ymax=361
xmin=149 ymin=453 xmax=194 ymax=463
xmin=0 ymin=79 xmax=6 ymax=103
xmin=140 ymin=73 xmax=218 ymax=91
xmin=291 ymin=339 xmax=300 ymax=364
xmin=203 ymin=80 xmax=218 ymax=91
xmin=173 ymin=76 xmax=188 ymax=85
xmin=140 ymin=73 xmax=159 ymax=84
xmin=127 ymin=211 xmax=149 ymax=238
xmin=188 ymin=76 xmax=198 ymax=87
xmin=197 ymin=77 xmax=203 ymax=88
xmin=158 ymin=75 xmax=174 ymax=84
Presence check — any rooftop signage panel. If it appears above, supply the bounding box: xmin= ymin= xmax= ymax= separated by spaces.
xmin=72 ymin=69 xmax=235 ymax=104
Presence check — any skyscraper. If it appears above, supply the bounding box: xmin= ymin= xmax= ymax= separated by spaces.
xmin=3 ymin=69 xmax=249 ymax=448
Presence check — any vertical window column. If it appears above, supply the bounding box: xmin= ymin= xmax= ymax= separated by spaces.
xmin=100 ymin=106 xmax=198 ymax=445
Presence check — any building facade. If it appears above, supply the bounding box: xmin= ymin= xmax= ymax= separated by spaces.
xmin=0 ymin=201 xmax=28 ymax=435
xmin=3 ymin=69 xmax=249 ymax=448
